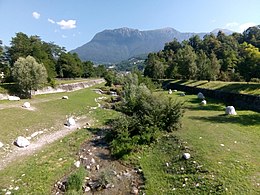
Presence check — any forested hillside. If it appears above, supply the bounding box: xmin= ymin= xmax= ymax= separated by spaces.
xmin=144 ymin=25 xmax=260 ymax=82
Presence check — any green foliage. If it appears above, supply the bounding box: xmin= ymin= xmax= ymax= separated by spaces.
xmin=12 ymin=56 xmax=47 ymax=98
xmin=8 ymin=32 xmax=59 ymax=79
xmin=144 ymin=27 xmax=260 ymax=82
xmin=66 ymin=167 xmax=86 ymax=192
xmin=56 ymin=53 xmax=83 ymax=78
xmin=107 ymin=73 xmax=183 ymax=158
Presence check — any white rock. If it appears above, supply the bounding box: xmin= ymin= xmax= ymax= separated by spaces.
xmin=22 ymin=102 xmax=30 ymax=108
xmin=5 ymin=191 xmax=11 ymax=195
xmin=8 ymin=96 xmax=20 ymax=101
xmin=197 ymin=92 xmax=205 ymax=99
xmin=225 ymin=106 xmax=237 ymax=115
xmin=85 ymin=186 xmax=91 ymax=192
xmin=31 ymin=132 xmax=39 ymax=138
xmin=62 ymin=96 xmax=69 ymax=99
xmin=66 ymin=117 xmax=76 ymax=126
xmin=183 ymin=153 xmax=191 ymax=160
xmin=180 ymin=92 xmax=185 ymax=96
xmin=173 ymin=89 xmax=177 ymax=92
xmin=201 ymin=100 xmax=207 ymax=105
xmin=74 ymin=161 xmax=80 ymax=168
xmin=15 ymin=136 xmax=30 ymax=148
xmin=0 ymin=141 xmax=4 ymax=148
xmin=91 ymin=158 xmax=95 ymax=164
xmin=168 ymin=89 xmax=172 ymax=94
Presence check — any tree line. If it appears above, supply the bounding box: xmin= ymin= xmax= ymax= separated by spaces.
xmin=144 ymin=25 xmax=260 ymax=82
xmin=0 ymin=32 xmax=108 ymax=83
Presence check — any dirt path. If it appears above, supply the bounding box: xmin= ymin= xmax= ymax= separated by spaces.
xmin=53 ymin=129 xmax=144 ymax=195
xmin=0 ymin=117 xmax=90 ymax=171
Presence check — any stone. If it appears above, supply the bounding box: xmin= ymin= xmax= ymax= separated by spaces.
xmin=183 ymin=153 xmax=191 ymax=160
xmin=22 ymin=102 xmax=30 ymax=108
xmin=15 ymin=136 xmax=30 ymax=148
xmin=5 ymin=191 xmax=11 ymax=195
xmin=197 ymin=92 xmax=205 ymax=99
xmin=84 ymin=186 xmax=91 ymax=192
xmin=168 ymin=89 xmax=172 ymax=94
xmin=131 ymin=186 xmax=138 ymax=194
xmin=173 ymin=89 xmax=177 ymax=92
xmin=8 ymin=96 xmax=20 ymax=101
xmin=201 ymin=100 xmax=207 ymax=105
xmin=0 ymin=141 xmax=4 ymax=148
xmin=225 ymin=106 xmax=237 ymax=115
xmin=62 ymin=96 xmax=69 ymax=99
xmin=66 ymin=117 xmax=76 ymax=126
xmin=180 ymin=92 xmax=185 ymax=96
xmin=74 ymin=161 xmax=80 ymax=168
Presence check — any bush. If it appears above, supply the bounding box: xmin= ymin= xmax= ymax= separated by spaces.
xmin=66 ymin=167 xmax=86 ymax=192
xmin=107 ymin=73 xmax=184 ymax=158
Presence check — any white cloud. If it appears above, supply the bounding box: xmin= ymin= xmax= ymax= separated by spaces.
xmin=48 ymin=18 xmax=55 ymax=24
xmin=57 ymin=19 xmax=76 ymax=29
xmin=32 ymin=11 xmax=40 ymax=19
xmin=225 ymin=22 xmax=256 ymax=33
xmin=62 ymin=35 xmax=67 ymax=38
xmin=239 ymin=22 xmax=256 ymax=32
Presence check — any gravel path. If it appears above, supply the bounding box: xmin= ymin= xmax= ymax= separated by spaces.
xmin=0 ymin=117 xmax=89 ymax=171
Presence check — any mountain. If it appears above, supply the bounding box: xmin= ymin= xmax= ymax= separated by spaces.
xmin=71 ymin=27 xmax=232 ymax=64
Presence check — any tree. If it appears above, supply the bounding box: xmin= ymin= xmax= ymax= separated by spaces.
xmin=208 ymin=52 xmax=221 ymax=81
xmin=56 ymin=52 xmax=83 ymax=78
xmin=196 ymin=50 xmax=211 ymax=80
xmin=175 ymin=45 xmax=197 ymax=79
xmin=144 ymin=53 xmax=166 ymax=79
xmin=238 ymin=43 xmax=260 ymax=82
xmin=82 ymin=61 xmax=95 ymax=78
xmin=12 ymin=56 xmax=47 ymax=98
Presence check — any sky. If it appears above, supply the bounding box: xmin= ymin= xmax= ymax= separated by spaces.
xmin=0 ymin=0 xmax=259 ymax=51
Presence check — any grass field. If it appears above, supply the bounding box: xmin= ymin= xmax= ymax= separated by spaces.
xmin=170 ymin=80 xmax=260 ymax=95
xmin=0 ymin=82 xmax=118 ymax=194
xmin=135 ymin=91 xmax=260 ymax=194
xmin=0 ymin=82 xmax=259 ymax=194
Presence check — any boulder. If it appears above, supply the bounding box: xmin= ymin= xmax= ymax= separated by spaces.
xmin=23 ymin=102 xmax=30 ymax=108
xmin=197 ymin=92 xmax=205 ymax=99
xmin=62 ymin=96 xmax=69 ymax=99
xmin=225 ymin=106 xmax=237 ymax=115
xmin=0 ymin=141 xmax=4 ymax=148
xmin=15 ymin=136 xmax=30 ymax=147
xmin=168 ymin=89 xmax=172 ymax=94
xmin=201 ymin=100 xmax=207 ymax=105
xmin=8 ymin=96 xmax=20 ymax=101
xmin=180 ymin=92 xmax=185 ymax=96
xmin=66 ymin=117 xmax=76 ymax=126
xmin=183 ymin=153 xmax=191 ymax=160
xmin=173 ymin=89 xmax=177 ymax=92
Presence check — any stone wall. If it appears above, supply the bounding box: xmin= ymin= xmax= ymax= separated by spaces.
xmin=167 ymin=82 xmax=260 ymax=112
xmin=0 ymin=79 xmax=105 ymax=100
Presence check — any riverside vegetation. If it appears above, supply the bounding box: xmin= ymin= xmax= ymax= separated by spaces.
xmin=0 ymin=74 xmax=259 ymax=194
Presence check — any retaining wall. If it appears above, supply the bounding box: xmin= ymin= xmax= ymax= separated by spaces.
xmin=167 ymin=82 xmax=260 ymax=112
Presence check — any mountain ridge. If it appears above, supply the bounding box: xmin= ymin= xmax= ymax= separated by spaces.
xmin=71 ymin=27 xmax=233 ymax=64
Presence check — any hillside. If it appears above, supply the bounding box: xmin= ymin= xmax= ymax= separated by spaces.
xmin=71 ymin=27 xmax=233 ymax=64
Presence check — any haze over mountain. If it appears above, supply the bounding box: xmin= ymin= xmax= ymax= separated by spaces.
xmin=71 ymin=27 xmax=233 ymax=64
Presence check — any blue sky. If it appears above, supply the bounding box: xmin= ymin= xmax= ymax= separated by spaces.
xmin=0 ymin=0 xmax=259 ymax=51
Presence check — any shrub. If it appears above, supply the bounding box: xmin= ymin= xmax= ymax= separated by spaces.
xmin=107 ymin=73 xmax=184 ymax=158
xmin=66 ymin=167 xmax=86 ymax=192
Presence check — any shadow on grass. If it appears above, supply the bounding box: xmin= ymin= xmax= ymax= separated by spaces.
xmin=189 ymin=113 xmax=260 ymax=126
xmin=215 ymin=83 xmax=260 ymax=95
xmin=0 ymin=83 xmax=19 ymax=95
xmin=185 ymin=97 xmax=225 ymax=111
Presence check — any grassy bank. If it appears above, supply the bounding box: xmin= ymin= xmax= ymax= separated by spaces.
xmin=136 ymin=91 xmax=260 ymax=194
xmin=170 ymin=80 xmax=260 ymax=95
xmin=0 ymin=83 xmax=118 ymax=194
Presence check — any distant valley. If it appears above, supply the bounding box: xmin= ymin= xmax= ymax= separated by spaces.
xmin=71 ymin=27 xmax=233 ymax=64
